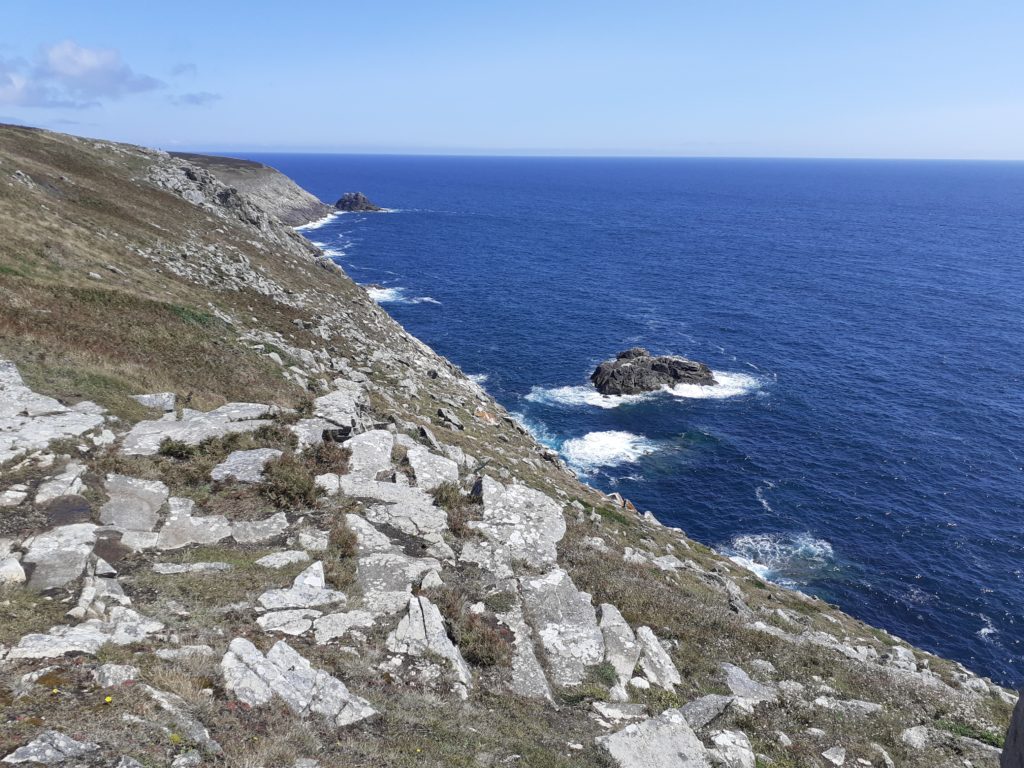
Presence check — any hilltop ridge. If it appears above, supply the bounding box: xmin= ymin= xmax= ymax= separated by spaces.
xmin=0 ymin=123 xmax=1016 ymax=768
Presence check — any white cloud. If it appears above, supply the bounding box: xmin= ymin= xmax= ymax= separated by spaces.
xmin=0 ymin=40 xmax=163 ymax=108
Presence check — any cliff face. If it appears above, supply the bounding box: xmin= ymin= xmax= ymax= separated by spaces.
xmin=171 ymin=151 xmax=332 ymax=226
xmin=0 ymin=123 xmax=1016 ymax=768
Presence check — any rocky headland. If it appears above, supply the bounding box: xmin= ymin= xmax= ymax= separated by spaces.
xmin=592 ymin=347 xmax=717 ymax=395
xmin=0 ymin=123 xmax=1017 ymax=768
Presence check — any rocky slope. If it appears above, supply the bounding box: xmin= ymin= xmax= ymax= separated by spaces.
xmin=170 ymin=152 xmax=332 ymax=227
xmin=0 ymin=123 xmax=1017 ymax=768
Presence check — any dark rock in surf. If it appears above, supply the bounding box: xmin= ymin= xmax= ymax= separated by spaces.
xmin=334 ymin=192 xmax=382 ymax=212
xmin=590 ymin=347 xmax=716 ymax=396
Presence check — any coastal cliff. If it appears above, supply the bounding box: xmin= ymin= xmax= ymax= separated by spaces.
xmin=0 ymin=123 xmax=1016 ymax=767
xmin=170 ymin=152 xmax=332 ymax=227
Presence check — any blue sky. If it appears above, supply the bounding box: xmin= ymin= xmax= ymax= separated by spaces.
xmin=2 ymin=1 xmax=1022 ymax=158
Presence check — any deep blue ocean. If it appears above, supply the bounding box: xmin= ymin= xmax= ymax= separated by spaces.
xmin=242 ymin=153 xmax=1024 ymax=687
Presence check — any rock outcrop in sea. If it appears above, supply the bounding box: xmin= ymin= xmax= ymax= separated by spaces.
xmin=591 ymin=347 xmax=717 ymax=395
xmin=334 ymin=191 xmax=382 ymax=212
xmin=0 ymin=122 xmax=1015 ymax=768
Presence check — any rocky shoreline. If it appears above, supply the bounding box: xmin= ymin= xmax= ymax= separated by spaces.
xmin=0 ymin=123 xmax=1017 ymax=768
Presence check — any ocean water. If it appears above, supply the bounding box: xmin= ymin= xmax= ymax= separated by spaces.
xmin=244 ymin=153 xmax=1024 ymax=687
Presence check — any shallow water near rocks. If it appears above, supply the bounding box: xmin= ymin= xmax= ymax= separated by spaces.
xmin=249 ymin=153 xmax=1024 ymax=687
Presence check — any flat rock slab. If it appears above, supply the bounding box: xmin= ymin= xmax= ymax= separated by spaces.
xmin=465 ymin=477 xmax=565 ymax=574
xmin=120 ymin=403 xmax=276 ymax=456
xmin=0 ymin=360 xmax=105 ymax=465
xmin=313 ymin=383 xmax=364 ymax=429
xmin=2 ymin=730 xmax=99 ymax=765
xmin=35 ymin=462 xmax=87 ymax=505
xmin=156 ymin=498 xmax=230 ymax=550
xmin=344 ymin=430 xmax=394 ymax=479
xmin=232 ymin=512 xmax=288 ymax=544
xmin=406 ymin=446 xmax=459 ymax=491
xmin=222 ymin=637 xmax=376 ymax=727
xmin=100 ymin=474 xmax=169 ymax=531
xmin=597 ymin=708 xmax=711 ymax=768
xmin=255 ymin=550 xmax=311 ymax=569
xmin=22 ymin=523 xmax=97 ymax=591
xmin=520 ymin=567 xmax=604 ymax=688
xmin=211 ymin=448 xmax=282 ymax=483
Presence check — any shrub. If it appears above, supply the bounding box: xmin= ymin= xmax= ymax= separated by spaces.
xmin=159 ymin=437 xmax=195 ymax=460
xmin=323 ymin=516 xmax=358 ymax=590
xmin=306 ymin=441 xmax=351 ymax=475
xmin=260 ymin=454 xmax=319 ymax=507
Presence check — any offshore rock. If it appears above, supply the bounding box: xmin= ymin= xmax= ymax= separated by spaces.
xmin=591 ymin=347 xmax=716 ymax=396
xmin=334 ymin=192 xmax=382 ymax=212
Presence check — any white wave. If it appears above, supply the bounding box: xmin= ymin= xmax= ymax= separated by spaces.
xmin=365 ymin=286 xmax=440 ymax=305
xmin=295 ymin=211 xmax=341 ymax=231
xmin=755 ymin=481 xmax=776 ymax=513
xmin=467 ymin=373 xmax=489 ymax=385
xmin=977 ymin=615 xmax=998 ymax=641
xmin=525 ymin=385 xmax=652 ymax=410
xmin=725 ymin=532 xmax=834 ymax=585
xmin=525 ymin=370 xmax=761 ymax=410
xmin=562 ymin=431 xmax=657 ymax=472
xmin=667 ymin=371 xmax=761 ymax=400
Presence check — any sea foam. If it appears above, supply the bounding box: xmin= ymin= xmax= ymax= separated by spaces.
xmin=526 ymin=369 xmax=760 ymax=409
xmin=366 ymin=286 xmax=441 ymax=305
xmin=562 ymin=430 xmax=657 ymax=472
xmin=725 ymin=532 xmax=834 ymax=585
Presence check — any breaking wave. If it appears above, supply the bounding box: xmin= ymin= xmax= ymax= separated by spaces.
xmin=526 ymin=370 xmax=761 ymax=409
xmin=562 ymin=431 xmax=657 ymax=472
xmin=365 ymin=286 xmax=441 ymax=305
xmin=724 ymin=532 xmax=835 ymax=585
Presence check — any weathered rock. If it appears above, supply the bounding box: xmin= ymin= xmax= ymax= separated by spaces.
xmin=681 ymin=694 xmax=735 ymax=730
xmin=256 ymin=550 xmax=311 ymax=569
xmin=721 ymin=663 xmax=777 ymax=705
xmin=99 ymin=474 xmax=169 ymax=531
xmin=258 ymin=609 xmax=323 ymax=636
xmin=494 ymin=602 xmax=554 ymax=702
xmin=211 ymin=448 xmax=282 ymax=483
xmin=222 ymin=637 xmax=376 ymax=726
xmin=313 ymin=383 xmax=364 ymax=430
xmin=232 ymin=511 xmax=289 ymax=543
xmin=520 ymin=568 xmax=604 ymax=688
xmin=258 ymin=561 xmax=347 ymax=611
xmin=596 ymin=708 xmax=711 ymax=768
xmin=405 ymin=446 xmax=459 ymax=491
xmin=141 ymin=684 xmax=221 ymax=754
xmin=156 ymin=497 xmax=230 ymax=549
xmin=386 ymin=595 xmax=472 ymax=687
xmin=599 ymin=604 xmax=642 ymax=697
xmin=35 ymin=462 xmax=87 ymax=505
xmin=22 ymin=523 xmax=97 ymax=590
xmin=120 ymin=403 xmax=275 ymax=456
xmin=0 ymin=360 xmax=105 ymax=464
xmin=636 ymin=626 xmax=681 ymax=690
xmin=0 ymin=556 xmax=26 ymax=585
xmin=1003 ymin=692 xmax=1024 ymax=768
xmin=152 ymin=561 xmax=232 ymax=574
xmin=344 ymin=430 xmax=394 ymax=479
xmin=707 ymin=730 xmax=756 ymax=768
xmin=591 ymin=348 xmax=716 ymax=396
xmin=1 ymin=730 xmax=99 ymax=764
xmin=94 ymin=663 xmax=140 ymax=687
xmin=462 ymin=477 xmax=565 ymax=577
xmin=335 ymin=192 xmax=382 ymax=212
xmin=131 ymin=392 xmax=176 ymax=411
